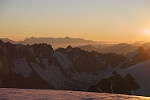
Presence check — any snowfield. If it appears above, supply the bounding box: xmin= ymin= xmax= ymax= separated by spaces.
xmin=0 ymin=88 xmax=149 ymax=100
xmin=117 ymin=60 xmax=150 ymax=96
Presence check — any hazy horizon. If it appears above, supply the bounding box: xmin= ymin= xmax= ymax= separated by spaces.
xmin=0 ymin=0 xmax=150 ymax=41
xmin=0 ymin=36 xmax=148 ymax=44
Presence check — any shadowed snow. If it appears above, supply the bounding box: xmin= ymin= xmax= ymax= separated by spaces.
xmin=12 ymin=58 xmax=32 ymax=78
xmin=117 ymin=60 xmax=150 ymax=96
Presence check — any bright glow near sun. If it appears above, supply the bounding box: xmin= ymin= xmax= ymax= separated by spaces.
xmin=142 ymin=29 xmax=150 ymax=35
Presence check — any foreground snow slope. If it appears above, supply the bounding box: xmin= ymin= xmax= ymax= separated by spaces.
xmin=0 ymin=88 xmax=149 ymax=100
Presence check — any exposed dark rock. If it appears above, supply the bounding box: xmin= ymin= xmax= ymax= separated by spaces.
xmin=88 ymin=72 xmax=139 ymax=95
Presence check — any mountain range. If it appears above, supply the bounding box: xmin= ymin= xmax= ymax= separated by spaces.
xmin=0 ymin=39 xmax=150 ymax=96
xmin=0 ymin=37 xmax=97 ymax=49
xmin=79 ymin=42 xmax=150 ymax=55
xmin=1 ymin=37 xmax=150 ymax=55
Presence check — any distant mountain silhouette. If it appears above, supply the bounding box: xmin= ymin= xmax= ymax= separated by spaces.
xmin=78 ymin=42 xmax=150 ymax=55
xmin=1 ymin=37 xmax=150 ymax=54
xmin=0 ymin=37 xmax=97 ymax=49
xmin=141 ymin=42 xmax=150 ymax=50
xmin=0 ymin=38 xmax=17 ymax=44
xmin=19 ymin=37 xmax=97 ymax=49
xmin=121 ymin=47 xmax=150 ymax=68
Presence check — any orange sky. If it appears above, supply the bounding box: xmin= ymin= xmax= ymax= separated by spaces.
xmin=0 ymin=0 xmax=150 ymax=42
